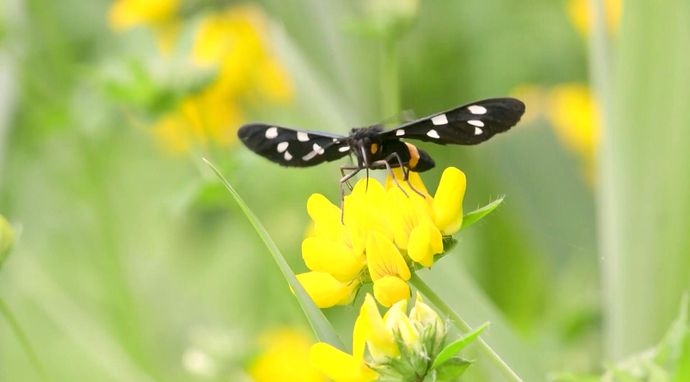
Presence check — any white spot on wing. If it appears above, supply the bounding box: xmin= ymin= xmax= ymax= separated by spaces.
xmin=332 ymin=138 xmax=339 ymax=143
xmin=265 ymin=127 xmax=279 ymax=139
xmin=426 ymin=129 xmax=440 ymax=139
xmin=302 ymin=151 xmax=317 ymax=161
xmin=284 ymin=151 xmax=293 ymax=161
xmin=396 ymin=129 xmax=405 ymax=136
xmin=277 ymin=142 xmax=289 ymax=152
xmin=468 ymin=105 xmax=488 ymax=115
xmin=338 ymin=146 xmax=350 ymax=152
xmin=431 ymin=114 xmax=448 ymax=125
xmin=313 ymin=143 xmax=325 ymax=155
xmin=468 ymin=120 xmax=485 ymax=127
xmin=474 ymin=127 xmax=483 ymax=135
xmin=297 ymin=132 xmax=309 ymax=142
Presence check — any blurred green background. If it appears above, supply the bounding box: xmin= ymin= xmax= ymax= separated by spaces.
xmin=1 ymin=0 xmax=688 ymax=381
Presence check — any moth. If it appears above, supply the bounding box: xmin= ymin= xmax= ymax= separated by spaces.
xmin=238 ymin=98 xmax=525 ymax=198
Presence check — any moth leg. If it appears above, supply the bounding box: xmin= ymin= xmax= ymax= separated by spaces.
xmin=370 ymin=159 xmax=408 ymax=198
xmin=340 ymin=166 xmax=358 ymax=191
xmin=383 ymin=152 xmax=425 ymax=198
xmin=339 ymin=165 xmax=362 ymax=224
xmin=365 ymin=168 xmax=369 ymax=192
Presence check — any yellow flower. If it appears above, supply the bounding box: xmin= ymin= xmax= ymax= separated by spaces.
xmin=311 ymin=293 xmax=448 ymax=381
xmin=108 ymin=0 xmax=180 ymax=53
xmin=249 ymin=328 xmax=326 ymax=382
xmin=567 ymin=0 xmax=622 ymax=37
xmin=298 ymin=167 xmax=467 ymax=308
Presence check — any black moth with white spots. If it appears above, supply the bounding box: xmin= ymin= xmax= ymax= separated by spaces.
xmin=238 ymin=98 xmax=525 ymax=181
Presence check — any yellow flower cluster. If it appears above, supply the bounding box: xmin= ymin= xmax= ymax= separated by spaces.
xmin=108 ymin=2 xmax=293 ymax=153
xmin=310 ymin=293 xmax=445 ymax=382
xmin=297 ymin=167 xmax=466 ymax=308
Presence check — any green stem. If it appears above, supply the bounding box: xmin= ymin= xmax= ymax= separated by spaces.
xmin=0 ymin=298 xmax=47 ymax=381
xmin=380 ymin=37 xmax=400 ymax=120
xmin=410 ymin=274 xmax=523 ymax=382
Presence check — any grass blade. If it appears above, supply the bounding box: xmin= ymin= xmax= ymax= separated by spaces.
xmin=203 ymin=158 xmax=344 ymax=350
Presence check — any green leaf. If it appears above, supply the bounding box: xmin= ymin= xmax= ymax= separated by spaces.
xmin=461 ymin=197 xmax=504 ymax=230
xmin=434 ymin=357 xmax=472 ymax=381
xmin=431 ymin=322 xmax=489 ymax=370
xmin=203 ymin=158 xmax=344 ymax=350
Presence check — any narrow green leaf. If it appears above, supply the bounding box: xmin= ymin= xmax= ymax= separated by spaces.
xmin=431 ymin=322 xmax=489 ymax=370
xmin=0 ymin=298 xmax=47 ymax=381
xmin=434 ymin=357 xmax=472 ymax=381
xmin=461 ymin=197 xmax=504 ymax=230
xmin=203 ymin=158 xmax=344 ymax=350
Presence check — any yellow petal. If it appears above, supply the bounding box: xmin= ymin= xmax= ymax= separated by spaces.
xmin=296 ymin=272 xmax=356 ymax=308
xmin=353 ymin=294 xmax=398 ymax=361
xmin=302 ymin=237 xmax=365 ymax=281
xmin=310 ymin=343 xmax=378 ymax=382
xmin=307 ymin=194 xmax=341 ymax=225
xmin=385 ymin=185 xmax=435 ymax=251
xmin=432 ymin=167 xmax=466 ymax=234
xmin=307 ymin=194 xmax=345 ymax=242
xmin=385 ymin=168 xmax=430 ymax=196
xmin=373 ymin=276 xmax=411 ymax=308
xmin=407 ymin=222 xmax=443 ymax=268
xmin=366 ymin=231 xmax=411 ymax=281
xmin=383 ymin=299 xmax=419 ymax=348
xmin=345 ymin=178 xmax=394 ymax=241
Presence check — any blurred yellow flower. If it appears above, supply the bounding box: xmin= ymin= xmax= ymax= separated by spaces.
xmin=152 ymin=6 xmax=292 ymax=154
xmin=110 ymin=3 xmax=293 ymax=153
xmin=567 ymin=0 xmax=622 ymax=36
xmin=0 ymin=215 xmax=15 ymax=269
xmin=249 ymin=328 xmax=326 ymax=382
xmin=191 ymin=7 xmax=293 ymax=103
xmin=297 ymin=167 xmax=466 ymax=308
xmin=512 ymin=83 xmax=600 ymax=182
xmin=108 ymin=0 xmax=180 ymax=53
xmin=310 ymin=293 xmax=446 ymax=381
xmin=548 ymin=83 xmax=600 ymax=181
